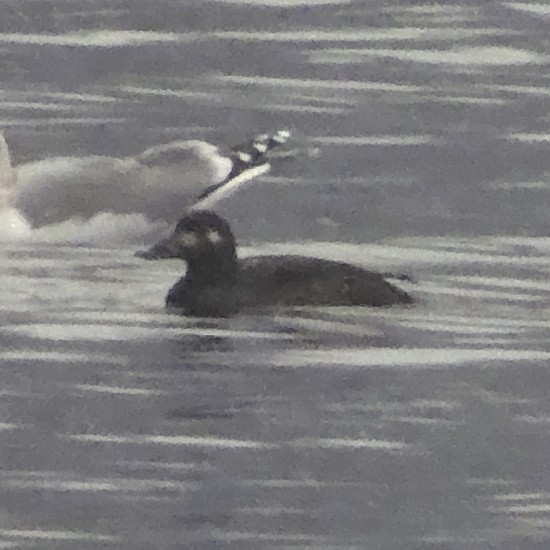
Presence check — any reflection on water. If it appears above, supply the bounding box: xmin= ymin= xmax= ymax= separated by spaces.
xmin=0 ymin=233 xmax=549 ymax=548
xmin=0 ymin=0 xmax=550 ymax=548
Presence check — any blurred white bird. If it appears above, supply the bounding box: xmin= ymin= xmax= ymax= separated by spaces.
xmin=0 ymin=129 xmax=292 ymax=228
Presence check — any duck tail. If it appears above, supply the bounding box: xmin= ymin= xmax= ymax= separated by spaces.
xmin=396 ymin=286 xmax=414 ymax=304
xmin=382 ymin=271 xmax=416 ymax=304
xmin=382 ymin=271 xmax=416 ymax=283
xmin=0 ymin=131 xmax=16 ymax=207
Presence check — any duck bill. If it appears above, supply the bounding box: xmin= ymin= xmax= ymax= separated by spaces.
xmin=135 ymin=233 xmax=183 ymax=260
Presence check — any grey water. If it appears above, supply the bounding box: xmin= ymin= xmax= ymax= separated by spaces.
xmin=1 ymin=1 xmax=550 ymax=548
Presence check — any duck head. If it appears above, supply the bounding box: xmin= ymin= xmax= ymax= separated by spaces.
xmin=138 ymin=210 xmax=238 ymax=284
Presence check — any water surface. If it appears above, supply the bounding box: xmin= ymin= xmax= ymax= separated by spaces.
xmin=1 ymin=1 xmax=550 ymax=548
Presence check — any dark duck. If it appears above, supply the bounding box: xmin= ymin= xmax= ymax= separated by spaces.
xmin=137 ymin=211 xmax=414 ymax=317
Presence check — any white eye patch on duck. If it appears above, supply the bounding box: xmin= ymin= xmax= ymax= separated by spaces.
xmin=178 ymin=231 xmax=199 ymax=247
xmin=206 ymin=229 xmax=223 ymax=244
xmin=178 ymin=229 xmax=223 ymax=247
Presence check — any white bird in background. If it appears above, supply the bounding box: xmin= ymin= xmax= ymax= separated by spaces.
xmin=0 ymin=129 xmax=292 ymax=229
xmin=0 ymin=132 xmax=16 ymax=202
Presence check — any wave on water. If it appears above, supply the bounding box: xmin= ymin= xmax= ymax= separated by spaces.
xmin=31 ymin=212 xmax=170 ymax=246
xmin=0 ymin=208 xmax=169 ymax=246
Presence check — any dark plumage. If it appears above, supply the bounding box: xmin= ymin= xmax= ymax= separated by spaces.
xmin=137 ymin=211 xmax=413 ymax=317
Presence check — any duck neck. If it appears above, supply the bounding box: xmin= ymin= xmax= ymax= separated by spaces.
xmin=185 ymin=249 xmax=238 ymax=288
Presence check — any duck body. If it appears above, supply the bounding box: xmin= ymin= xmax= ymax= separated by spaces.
xmin=167 ymin=255 xmax=412 ymax=316
xmin=138 ymin=210 xmax=413 ymax=317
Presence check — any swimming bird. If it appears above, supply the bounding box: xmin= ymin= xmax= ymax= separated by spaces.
xmin=137 ymin=210 xmax=413 ymax=317
xmin=0 ymin=130 xmax=291 ymax=228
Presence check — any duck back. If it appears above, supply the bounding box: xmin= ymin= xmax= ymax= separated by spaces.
xmin=236 ymin=255 xmax=412 ymax=308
